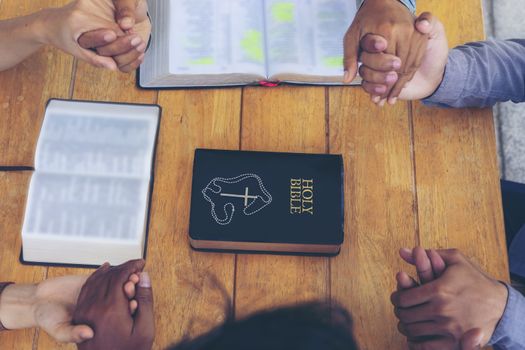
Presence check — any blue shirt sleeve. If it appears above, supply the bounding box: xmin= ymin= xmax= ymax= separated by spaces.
xmin=423 ymin=39 xmax=525 ymax=108
xmin=509 ymin=225 xmax=525 ymax=279
xmin=488 ymin=284 xmax=525 ymax=350
xmin=356 ymin=0 xmax=416 ymax=13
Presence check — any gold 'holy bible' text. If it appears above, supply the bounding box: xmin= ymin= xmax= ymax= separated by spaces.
xmin=290 ymin=178 xmax=314 ymax=215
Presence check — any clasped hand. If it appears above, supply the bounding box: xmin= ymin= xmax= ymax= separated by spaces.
xmin=392 ymin=247 xmax=508 ymax=349
xmin=42 ymin=0 xmax=151 ymax=72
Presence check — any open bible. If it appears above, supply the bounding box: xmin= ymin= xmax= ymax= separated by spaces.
xmin=21 ymin=99 xmax=160 ymax=266
xmin=139 ymin=0 xmax=358 ymax=88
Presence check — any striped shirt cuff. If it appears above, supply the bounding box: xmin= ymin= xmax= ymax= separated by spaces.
xmin=356 ymin=0 xmax=416 ymax=13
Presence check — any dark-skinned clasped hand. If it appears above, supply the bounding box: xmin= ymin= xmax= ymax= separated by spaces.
xmin=343 ymin=0 xmax=428 ymax=103
xmin=73 ymin=259 xmax=155 ymax=350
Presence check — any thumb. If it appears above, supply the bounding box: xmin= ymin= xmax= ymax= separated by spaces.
xmin=415 ymin=12 xmax=446 ymax=41
xmin=52 ymin=323 xmax=94 ymax=344
xmin=460 ymin=328 xmax=484 ymax=350
xmin=434 ymin=249 xmax=465 ymax=265
xmin=133 ymin=272 xmax=155 ymax=338
xmin=343 ymin=26 xmax=360 ymax=83
xmin=396 ymin=271 xmax=418 ymax=290
xmin=113 ymin=0 xmax=139 ymax=30
xmin=360 ymin=33 xmax=388 ymax=53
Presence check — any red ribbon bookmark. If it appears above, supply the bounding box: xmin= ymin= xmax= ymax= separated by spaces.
xmin=258 ymin=80 xmax=280 ymax=87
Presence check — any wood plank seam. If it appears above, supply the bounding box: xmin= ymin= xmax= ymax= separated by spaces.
xmin=325 ymin=87 xmax=332 ymax=303
xmin=232 ymin=254 xmax=238 ymax=320
xmin=67 ymin=58 xmax=78 ymax=100
xmin=407 ymin=101 xmax=422 ymax=247
xmin=238 ymin=88 xmax=245 ymax=152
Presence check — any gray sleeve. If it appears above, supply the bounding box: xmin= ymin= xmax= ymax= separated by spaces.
xmin=488 ymin=284 xmax=525 ymax=350
xmin=356 ymin=0 xmax=416 ymax=13
xmin=423 ymin=39 xmax=525 ymax=108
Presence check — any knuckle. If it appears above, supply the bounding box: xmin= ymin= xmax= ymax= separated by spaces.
xmin=344 ymin=26 xmax=357 ymax=40
xmin=397 ymin=321 xmax=407 ymax=335
xmin=377 ymin=23 xmax=393 ymax=35
xmin=393 ymin=306 xmax=401 ymax=319
xmin=397 ymin=294 xmax=410 ymax=307
xmin=390 ymin=292 xmax=399 ymax=305
xmin=404 ymin=323 xmax=418 ymax=337
xmin=145 ymin=333 xmax=155 ymax=344
xmin=67 ymin=9 xmax=82 ymax=24
xmin=432 ymin=301 xmax=446 ymax=315
xmin=440 ymin=319 xmax=454 ymax=333
xmin=401 ymin=21 xmax=414 ymax=33
xmin=435 ymin=288 xmax=447 ymax=302
xmin=362 ymin=84 xmax=375 ymax=94
xmin=396 ymin=309 xmax=409 ymax=322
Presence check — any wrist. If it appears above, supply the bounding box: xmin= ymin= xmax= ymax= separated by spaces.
xmin=31 ymin=8 xmax=56 ymax=46
xmin=0 ymin=284 xmax=39 ymax=330
xmin=422 ymin=66 xmax=447 ymax=100
xmin=484 ymin=281 xmax=509 ymax=345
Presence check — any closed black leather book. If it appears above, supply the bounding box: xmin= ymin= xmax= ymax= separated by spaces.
xmin=189 ymin=149 xmax=344 ymax=256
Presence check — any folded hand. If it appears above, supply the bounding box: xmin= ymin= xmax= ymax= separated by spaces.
xmin=73 ymin=259 xmax=155 ymax=350
xmin=392 ymin=247 xmax=507 ymax=349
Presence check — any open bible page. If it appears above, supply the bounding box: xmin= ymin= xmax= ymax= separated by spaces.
xmin=35 ymin=102 xmax=158 ymax=179
xmin=266 ymin=0 xmax=356 ymax=83
xmin=22 ymin=173 xmax=149 ymax=241
xmin=169 ymin=0 xmax=266 ymax=79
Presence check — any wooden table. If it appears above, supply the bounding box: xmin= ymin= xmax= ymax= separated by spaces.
xmin=0 ymin=0 xmax=510 ymax=349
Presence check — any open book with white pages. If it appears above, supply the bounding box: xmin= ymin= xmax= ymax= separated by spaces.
xmin=21 ymin=99 xmax=161 ymax=266
xmin=139 ymin=0 xmax=360 ymax=88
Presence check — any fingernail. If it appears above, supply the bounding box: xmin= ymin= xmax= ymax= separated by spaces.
xmin=389 ymin=97 xmax=398 ymax=105
xmin=139 ymin=272 xmax=151 ymax=288
xmin=103 ymin=62 xmax=116 ymax=71
xmin=418 ymin=19 xmax=431 ymax=27
xmin=400 ymin=247 xmax=412 ymax=254
xmin=474 ymin=332 xmax=484 ymax=347
xmin=374 ymin=40 xmax=383 ymax=50
xmin=94 ymin=61 xmax=105 ymax=69
xmin=81 ymin=331 xmax=94 ymax=340
xmin=130 ymin=36 xmax=142 ymax=47
xmin=103 ymin=32 xmax=116 ymax=42
xmin=374 ymin=86 xmax=386 ymax=94
xmin=372 ymin=95 xmax=381 ymax=103
xmin=379 ymin=99 xmax=386 ymax=107
xmin=392 ymin=60 xmax=401 ymax=70
xmin=136 ymin=42 xmax=147 ymax=52
xmin=386 ymin=72 xmax=397 ymax=83
xmin=119 ymin=17 xmax=134 ymax=29
xmin=343 ymin=70 xmax=350 ymax=83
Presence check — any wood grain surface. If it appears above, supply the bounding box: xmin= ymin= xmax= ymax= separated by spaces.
xmin=0 ymin=0 xmax=509 ymax=349
xmin=413 ymin=0 xmax=509 ymax=281
xmin=235 ymin=87 xmax=330 ymax=318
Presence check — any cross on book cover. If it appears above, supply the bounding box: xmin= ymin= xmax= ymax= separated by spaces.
xmin=189 ymin=149 xmax=345 ymax=255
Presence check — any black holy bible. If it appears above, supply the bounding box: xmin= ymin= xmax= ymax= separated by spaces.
xmin=189 ymin=149 xmax=344 ymax=256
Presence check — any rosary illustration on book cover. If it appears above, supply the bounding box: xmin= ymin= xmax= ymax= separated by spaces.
xmin=202 ymin=174 xmax=273 ymax=225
